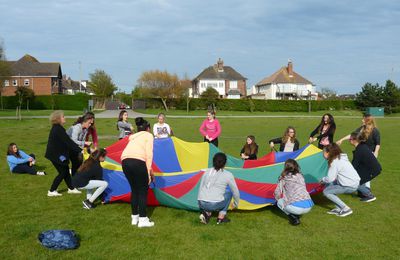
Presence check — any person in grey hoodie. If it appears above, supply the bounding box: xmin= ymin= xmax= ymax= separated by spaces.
xmin=198 ymin=152 xmax=240 ymax=224
xmin=321 ymin=143 xmax=360 ymax=217
xmin=117 ymin=110 xmax=134 ymax=139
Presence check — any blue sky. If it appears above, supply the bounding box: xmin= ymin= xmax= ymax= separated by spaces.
xmin=1 ymin=0 xmax=399 ymax=94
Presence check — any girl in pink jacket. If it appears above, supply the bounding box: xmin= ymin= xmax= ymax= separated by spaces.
xmin=199 ymin=111 xmax=221 ymax=147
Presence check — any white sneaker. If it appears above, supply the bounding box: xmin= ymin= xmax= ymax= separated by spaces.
xmin=138 ymin=217 xmax=154 ymax=228
xmin=67 ymin=188 xmax=82 ymax=194
xmin=47 ymin=190 xmax=62 ymax=197
xmin=131 ymin=215 xmax=139 ymax=225
xmin=36 ymin=171 xmax=46 ymax=176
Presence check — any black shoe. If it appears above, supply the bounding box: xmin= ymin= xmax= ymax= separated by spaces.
xmin=288 ymin=214 xmax=300 ymax=225
xmin=357 ymin=191 xmax=365 ymax=198
xmin=217 ymin=216 xmax=231 ymax=224
xmin=199 ymin=210 xmax=211 ymax=224
xmin=82 ymin=199 xmax=94 ymax=209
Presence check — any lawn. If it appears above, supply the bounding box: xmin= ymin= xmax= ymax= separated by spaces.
xmin=0 ymin=113 xmax=399 ymax=259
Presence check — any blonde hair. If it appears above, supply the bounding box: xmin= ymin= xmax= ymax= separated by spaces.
xmin=363 ymin=114 xmax=377 ymax=140
xmin=50 ymin=110 xmax=64 ymax=125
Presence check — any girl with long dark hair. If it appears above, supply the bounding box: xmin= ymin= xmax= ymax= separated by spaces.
xmin=117 ymin=110 xmax=134 ymax=139
xmin=7 ymin=143 xmax=45 ymax=175
xmin=240 ymin=135 xmax=258 ymax=160
xmin=309 ymin=113 xmax=336 ymax=149
xmin=72 ymin=148 xmax=108 ymax=209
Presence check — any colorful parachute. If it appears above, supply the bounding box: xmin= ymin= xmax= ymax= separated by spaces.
xmin=101 ymin=137 xmax=328 ymax=211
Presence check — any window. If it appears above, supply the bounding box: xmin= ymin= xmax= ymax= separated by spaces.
xmin=230 ymin=81 xmax=237 ymax=89
xmin=4 ymin=80 xmax=9 ymax=87
xmin=12 ymin=80 xmax=18 ymax=86
xmin=24 ymin=79 xmax=30 ymax=86
xmin=200 ymin=82 xmax=206 ymax=88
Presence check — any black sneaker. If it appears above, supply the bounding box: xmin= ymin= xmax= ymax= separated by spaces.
xmin=288 ymin=214 xmax=300 ymax=225
xmin=199 ymin=211 xmax=211 ymax=224
xmin=216 ymin=216 xmax=231 ymax=224
xmin=360 ymin=196 xmax=376 ymax=202
xmin=82 ymin=199 xmax=94 ymax=209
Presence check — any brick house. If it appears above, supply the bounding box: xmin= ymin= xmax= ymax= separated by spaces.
xmin=2 ymin=54 xmax=62 ymax=96
xmin=252 ymin=60 xmax=317 ymax=100
xmin=192 ymin=58 xmax=247 ymax=99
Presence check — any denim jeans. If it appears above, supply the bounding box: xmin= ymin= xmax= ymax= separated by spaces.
xmin=358 ymin=183 xmax=373 ymax=197
xmin=198 ymin=190 xmax=232 ymax=216
xmin=323 ymin=183 xmax=357 ymax=209
xmin=277 ymin=199 xmax=312 ymax=215
xmin=79 ymin=180 xmax=108 ymax=202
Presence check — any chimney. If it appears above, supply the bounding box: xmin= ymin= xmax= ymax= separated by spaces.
xmin=217 ymin=58 xmax=224 ymax=72
xmin=287 ymin=59 xmax=293 ymax=77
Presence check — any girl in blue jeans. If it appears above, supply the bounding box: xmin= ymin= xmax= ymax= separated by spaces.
xmin=197 ymin=153 xmax=240 ymax=224
xmin=274 ymin=159 xmax=314 ymax=225
xmin=321 ymin=143 xmax=360 ymax=217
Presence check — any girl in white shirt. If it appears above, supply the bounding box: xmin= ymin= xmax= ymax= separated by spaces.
xmin=153 ymin=113 xmax=172 ymax=139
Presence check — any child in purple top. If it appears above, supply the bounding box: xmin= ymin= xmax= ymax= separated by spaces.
xmin=199 ymin=111 xmax=221 ymax=147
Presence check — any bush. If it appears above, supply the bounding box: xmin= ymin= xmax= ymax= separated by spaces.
xmin=134 ymin=98 xmax=358 ymax=112
xmin=1 ymin=94 xmax=92 ymax=110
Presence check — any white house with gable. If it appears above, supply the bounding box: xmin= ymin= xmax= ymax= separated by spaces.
xmin=252 ymin=60 xmax=317 ymax=100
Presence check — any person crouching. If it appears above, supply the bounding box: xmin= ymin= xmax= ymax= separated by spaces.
xmin=274 ymin=159 xmax=314 ymax=225
xmin=197 ymin=152 xmax=240 ymax=224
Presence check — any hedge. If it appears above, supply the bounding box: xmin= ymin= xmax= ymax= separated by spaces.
xmin=134 ymin=98 xmax=358 ymax=112
xmin=0 ymin=93 xmax=92 ymax=110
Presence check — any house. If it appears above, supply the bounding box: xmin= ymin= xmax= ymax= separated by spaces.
xmin=62 ymin=75 xmax=93 ymax=95
xmin=192 ymin=58 xmax=247 ymax=99
xmin=2 ymin=54 xmax=62 ymax=96
xmin=252 ymin=60 xmax=317 ymax=100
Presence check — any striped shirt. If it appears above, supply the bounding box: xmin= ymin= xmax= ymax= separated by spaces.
xmin=274 ymin=172 xmax=313 ymax=208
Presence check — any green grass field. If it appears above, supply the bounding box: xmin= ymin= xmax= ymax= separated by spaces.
xmin=0 ymin=112 xmax=399 ymax=259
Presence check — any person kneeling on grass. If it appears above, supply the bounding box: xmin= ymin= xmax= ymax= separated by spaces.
xmin=72 ymin=148 xmax=108 ymax=209
xmin=349 ymin=132 xmax=382 ymax=202
xmin=197 ymin=152 xmax=240 ymax=224
xmin=274 ymin=159 xmax=314 ymax=226
xmin=7 ymin=143 xmax=45 ymax=176
xmin=321 ymin=143 xmax=360 ymax=217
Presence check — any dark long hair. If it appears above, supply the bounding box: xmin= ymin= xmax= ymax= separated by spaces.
xmin=319 ymin=113 xmax=336 ymax=132
xmin=7 ymin=143 xmax=20 ymax=157
xmin=323 ymin=143 xmax=342 ymax=167
xmin=73 ymin=113 xmax=93 ymax=126
xmin=280 ymin=159 xmax=301 ymax=178
xmin=117 ymin=110 xmax=128 ymax=130
xmin=243 ymin=135 xmax=258 ymax=156
xmin=77 ymin=148 xmax=107 ymax=173
xmin=213 ymin=152 xmax=227 ymax=171
xmin=135 ymin=117 xmax=150 ymax=132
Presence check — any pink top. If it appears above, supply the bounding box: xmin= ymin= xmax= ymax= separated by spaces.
xmin=86 ymin=127 xmax=98 ymax=148
xmin=121 ymin=131 xmax=154 ymax=173
xmin=199 ymin=119 xmax=221 ymax=140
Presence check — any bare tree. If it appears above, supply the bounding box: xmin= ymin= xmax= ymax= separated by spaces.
xmin=0 ymin=40 xmax=12 ymax=110
xmin=137 ymin=70 xmax=181 ymax=111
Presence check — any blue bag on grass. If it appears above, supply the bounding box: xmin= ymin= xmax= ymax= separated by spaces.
xmin=38 ymin=230 xmax=79 ymax=250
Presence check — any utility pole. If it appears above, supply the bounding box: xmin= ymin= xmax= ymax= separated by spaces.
xmin=79 ymin=61 xmax=82 ymax=92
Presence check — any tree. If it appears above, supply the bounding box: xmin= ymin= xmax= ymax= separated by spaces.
xmin=180 ymin=74 xmax=192 ymax=113
xmin=382 ymin=80 xmax=400 ymax=113
xmin=320 ymin=87 xmax=337 ymax=100
xmin=89 ymin=69 xmax=117 ymax=98
xmin=0 ymin=40 xmax=12 ymax=110
xmin=200 ymin=87 xmax=219 ymax=103
xmin=355 ymin=82 xmax=383 ymax=108
xmin=137 ymin=70 xmax=180 ymax=111
xmin=15 ymin=86 xmax=34 ymax=119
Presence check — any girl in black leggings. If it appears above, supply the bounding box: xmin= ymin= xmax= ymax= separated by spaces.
xmin=121 ymin=117 xmax=155 ymax=228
